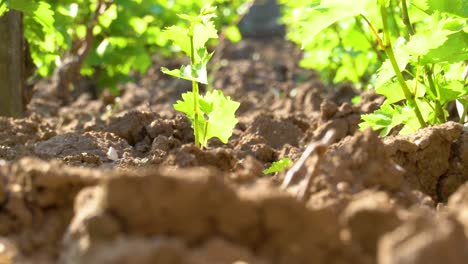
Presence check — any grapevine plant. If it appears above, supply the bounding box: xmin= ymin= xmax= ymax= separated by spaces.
xmin=282 ymin=0 xmax=468 ymax=135
xmin=161 ymin=6 xmax=240 ymax=149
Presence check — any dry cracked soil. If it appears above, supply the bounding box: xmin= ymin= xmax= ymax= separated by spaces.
xmin=0 ymin=38 xmax=467 ymax=264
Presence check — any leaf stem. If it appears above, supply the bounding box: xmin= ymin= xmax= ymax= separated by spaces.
xmin=379 ymin=0 xmax=426 ymax=128
xmin=202 ymin=121 xmax=209 ymax=149
xmin=401 ymin=0 xmax=415 ymax=37
xmin=355 ymin=17 xmax=384 ymax=63
xmin=360 ymin=14 xmax=385 ymax=50
xmin=425 ymin=66 xmax=446 ymax=122
xmin=189 ymin=28 xmax=200 ymax=148
xmin=414 ymin=58 xmax=420 ymax=96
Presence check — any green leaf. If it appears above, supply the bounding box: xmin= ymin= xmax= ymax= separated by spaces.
xmin=199 ymin=98 xmax=213 ymax=115
xmin=403 ymin=26 xmax=449 ymax=57
xmin=400 ymin=99 xmax=432 ymax=133
xmin=0 ymin=3 xmax=7 ymax=16
xmin=225 ymin=25 xmax=242 ymax=43
xmin=162 ymin=8 xmax=217 ymax=63
xmin=377 ymin=81 xmax=405 ymax=105
xmin=178 ymin=4 xmax=216 ymax=25
xmin=200 ymin=4 xmax=217 ymax=17
xmin=412 ymin=0 xmax=468 ymax=18
xmin=193 ymin=20 xmax=218 ymax=50
xmin=298 ymin=0 xmax=375 ymax=48
xmin=178 ymin=14 xmax=201 ymax=23
xmin=161 ymin=66 xmax=188 ymax=82
xmin=162 ymin=25 xmax=191 ymax=56
xmin=360 ymin=103 xmax=420 ymax=136
xmin=438 ymin=81 xmax=467 ymax=105
xmin=202 ymin=90 xmax=240 ymax=146
xmin=133 ymin=51 xmax=151 ymax=74
xmin=173 ymin=90 xmax=240 ymax=147
xmin=263 ymin=158 xmax=293 ymax=175
xmin=173 ymin=91 xmax=197 ymax=121
xmin=421 ymin=31 xmax=468 ymax=64
xmin=360 ymin=104 xmax=395 ymax=136
xmin=161 ymin=48 xmax=213 ymax=84
xmin=410 ymin=0 xmax=430 ymax=11
xmin=375 ymin=51 xmax=410 ymax=87
xmin=352 ymin=95 xmax=362 ymax=104
xmin=402 ymin=12 xmax=467 ymax=64
xmin=441 ymin=62 xmax=466 ymax=81
xmin=9 ymin=0 xmax=54 ymax=31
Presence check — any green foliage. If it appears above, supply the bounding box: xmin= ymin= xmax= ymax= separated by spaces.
xmin=263 ymin=158 xmax=292 ymax=175
xmin=281 ymin=0 xmax=383 ymax=86
xmin=283 ymin=0 xmax=468 ymax=135
xmin=416 ymin=0 xmax=468 ymax=18
xmin=161 ymin=6 xmax=240 ymax=149
xmin=224 ymin=25 xmax=242 ymax=43
xmin=2 ymin=0 xmax=248 ymax=93
xmin=0 ymin=0 xmax=55 ymax=44
xmin=5 ymin=0 xmax=54 ymax=30
xmin=160 ymin=6 xmax=218 ymax=85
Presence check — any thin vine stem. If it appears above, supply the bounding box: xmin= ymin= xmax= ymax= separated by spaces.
xmin=354 ymin=17 xmax=384 ymax=62
xmin=189 ymin=28 xmax=201 ymax=148
xmin=379 ymin=0 xmax=426 ymax=127
xmin=414 ymin=58 xmax=420 ymax=96
xmin=425 ymin=66 xmax=446 ymax=122
xmin=360 ymin=14 xmax=385 ymax=50
xmin=401 ymin=0 xmax=415 ymax=37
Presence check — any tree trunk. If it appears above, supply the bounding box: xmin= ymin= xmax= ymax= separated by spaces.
xmin=0 ymin=10 xmax=24 ymax=117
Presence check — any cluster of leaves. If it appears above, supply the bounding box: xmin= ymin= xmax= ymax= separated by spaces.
xmin=0 ymin=1 xmax=55 ymax=53
xmin=2 ymin=0 xmax=249 ymax=93
xmin=280 ymin=0 xmax=385 ymax=87
xmin=161 ymin=6 xmax=239 ymax=149
xmin=282 ymin=0 xmax=468 ymax=135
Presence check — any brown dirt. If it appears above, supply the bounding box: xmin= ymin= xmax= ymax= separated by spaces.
xmin=0 ymin=38 xmax=467 ymax=263
xmin=383 ymin=122 xmax=466 ymax=201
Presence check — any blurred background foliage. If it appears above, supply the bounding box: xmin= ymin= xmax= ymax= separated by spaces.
xmin=17 ymin=0 xmax=251 ymax=93
xmin=280 ymin=0 xmax=431 ymax=88
xmin=9 ymin=0 xmax=464 ymax=94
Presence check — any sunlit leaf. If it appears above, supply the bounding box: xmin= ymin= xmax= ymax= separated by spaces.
xmin=225 ymin=25 xmax=242 ymax=43
xmin=173 ymin=90 xmax=239 ymax=147
xmin=202 ymin=90 xmax=240 ymax=145
xmin=263 ymin=158 xmax=292 ymax=175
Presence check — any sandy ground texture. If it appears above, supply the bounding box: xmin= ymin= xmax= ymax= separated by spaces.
xmin=0 ymin=38 xmax=467 ymax=264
